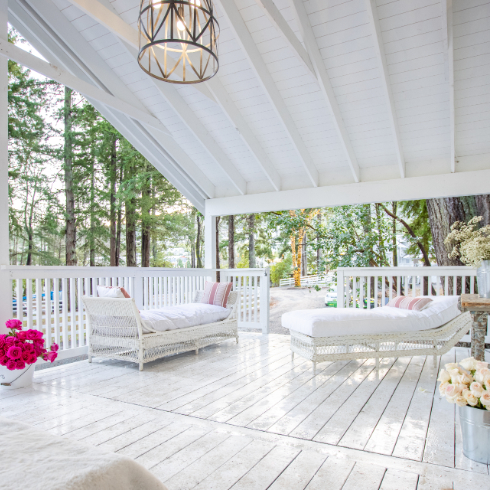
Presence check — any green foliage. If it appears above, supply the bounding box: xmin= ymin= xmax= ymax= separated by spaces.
xmin=270 ymin=255 xmax=292 ymax=286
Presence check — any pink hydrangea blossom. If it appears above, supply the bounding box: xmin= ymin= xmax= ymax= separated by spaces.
xmin=16 ymin=331 xmax=27 ymax=341
xmin=21 ymin=350 xmax=31 ymax=362
xmin=6 ymin=359 xmax=17 ymax=371
xmin=26 ymin=330 xmax=39 ymax=340
xmin=27 ymin=354 xmax=37 ymax=365
xmin=45 ymin=351 xmax=57 ymax=363
xmin=5 ymin=319 xmax=23 ymax=330
xmin=4 ymin=336 xmax=14 ymax=345
xmin=50 ymin=343 xmax=59 ymax=352
xmin=0 ymin=356 xmax=8 ymax=366
xmin=7 ymin=346 xmax=22 ymax=360
xmin=0 ymin=335 xmax=5 ymax=348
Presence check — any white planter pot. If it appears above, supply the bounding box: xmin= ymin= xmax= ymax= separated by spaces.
xmin=0 ymin=364 xmax=35 ymax=389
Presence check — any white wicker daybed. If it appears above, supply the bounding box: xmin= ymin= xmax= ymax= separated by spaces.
xmin=282 ymin=296 xmax=472 ymax=367
xmin=82 ymin=291 xmax=238 ymax=370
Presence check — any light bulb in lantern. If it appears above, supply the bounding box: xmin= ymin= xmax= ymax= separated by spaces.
xmin=176 ymin=6 xmax=186 ymax=31
xmin=190 ymin=0 xmax=201 ymax=7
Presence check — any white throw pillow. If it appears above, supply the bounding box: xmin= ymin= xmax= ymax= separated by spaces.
xmin=97 ymin=286 xmax=125 ymax=298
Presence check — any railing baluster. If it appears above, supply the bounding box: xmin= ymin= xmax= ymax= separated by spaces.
xmin=77 ymin=277 xmax=83 ymax=348
xmin=444 ymin=275 xmax=449 ymax=296
xmin=453 ymin=276 xmax=457 ymax=295
xmin=61 ymin=278 xmax=68 ymax=350
xmin=367 ymin=276 xmax=371 ymax=310
xmin=254 ymin=275 xmax=258 ymax=322
xmin=54 ymin=278 xmax=61 ymax=347
xmin=470 ymin=275 xmax=474 ymax=294
xmin=70 ymin=278 xmax=76 ymax=349
xmin=381 ymin=275 xmax=386 ymax=306
xmin=45 ymin=278 xmax=52 ymax=347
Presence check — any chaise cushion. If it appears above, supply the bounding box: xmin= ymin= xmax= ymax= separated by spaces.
xmin=139 ymin=303 xmax=231 ymax=333
xmin=282 ymin=296 xmax=461 ymax=338
xmin=201 ymin=281 xmax=233 ymax=308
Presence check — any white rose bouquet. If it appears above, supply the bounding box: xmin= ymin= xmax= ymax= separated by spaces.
xmin=438 ymin=357 xmax=490 ymax=409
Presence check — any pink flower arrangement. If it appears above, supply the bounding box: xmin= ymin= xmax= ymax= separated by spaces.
xmin=0 ymin=319 xmax=59 ymax=371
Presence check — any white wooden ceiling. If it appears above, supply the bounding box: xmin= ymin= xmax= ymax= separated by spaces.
xmin=8 ymin=0 xmax=490 ymax=214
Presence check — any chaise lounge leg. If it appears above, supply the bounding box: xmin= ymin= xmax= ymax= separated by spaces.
xmin=88 ymin=354 xmax=92 ymax=363
xmin=236 ymin=335 xmax=239 ymax=344
xmin=139 ymin=362 xmax=144 ymax=371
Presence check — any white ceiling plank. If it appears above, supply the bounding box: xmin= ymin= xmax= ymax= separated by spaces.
xmin=13 ymin=0 xmax=214 ymax=203
xmin=442 ymin=0 xmax=456 ymax=173
xmin=215 ymin=0 xmax=319 ymax=188
xmin=365 ymin=0 xmax=406 ymax=179
xmin=289 ymin=0 xmax=360 ymax=183
xmin=206 ymin=168 xmax=490 ymax=217
xmin=66 ymin=0 xmax=280 ymax=193
xmin=254 ymin=0 xmax=314 ymax=74
xmin=0 ymin=38 xmax=172 ymax=135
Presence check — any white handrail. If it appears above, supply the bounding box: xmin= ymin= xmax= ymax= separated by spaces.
xmin=279 ymin=273 xmax=335 ymax=287
xmin=336 ymin=266 xmax=477 ymax=309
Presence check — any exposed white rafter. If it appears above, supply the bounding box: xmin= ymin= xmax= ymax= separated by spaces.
xmin=442 ymin=0 xmax=456 ymax=173
xmin=365 ymin=0 xmax=405 ymax=179
xmin=289 ymin=0 xmax=360 ymax=183
xmin=254 ymin=0 xmax=314 ymax=74
xmin=65 ymin=0 xmax=281 ymax=192
xmin=11 ymin=0 xmax=213 ymax=208
xmin=0 ymin=38 xmax=172 ymax=136
xmin=214 ymin=0 xmax=319 ymax=188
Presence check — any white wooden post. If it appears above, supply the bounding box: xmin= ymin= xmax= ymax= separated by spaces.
xmin=0 ymin=0 xmax=10 ymax=334
xmin=260 ymin=268 xmax=270 ymax=334
xmin=204 ymin=213 xmax=216 ymax=270
xmin=133 ymin=275 xmax=144 ymax=311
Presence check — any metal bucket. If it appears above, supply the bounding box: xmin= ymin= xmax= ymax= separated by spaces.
xmin=459 ymin=405 xmax=490 ymax=464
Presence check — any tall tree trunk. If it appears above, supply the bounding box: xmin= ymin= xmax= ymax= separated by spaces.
xmin=228 ymin=215 xmax=235 ymax=269
xmin=392 ymin=202 xmax=398 ymax=267
xmin=475 ymin=195 xmax=490 ymax=226
xmin=426 ymin=197 xmax=477 ymax=294
xmin=216 ymin=216 xmax=221 ymax=282
xmin=141 ymin=172 xmax=151 ymax=267
xmin=301 ymin=232 xmax=307 ymax=276
xmin=316 ymin=211 xmax=322 ymax=274
xmin=89 ymin=159 xmax=95 ymax=267
xmin=248 ymin=214 xmax=256 ymax=268
xmin=64 ymin=87 xmax=77 ymax=266
xmin=109 ymin=136 xmax=117 ymax=266
xmin=191 ymin=243 xmax=196 ymax=268
xmin=196 ymin=214 xmax=202 ymax=268
xmin=115 ymin=166 xmax=122 ymax=266
xmin=125 ymin=163 xmax=137 ymax=267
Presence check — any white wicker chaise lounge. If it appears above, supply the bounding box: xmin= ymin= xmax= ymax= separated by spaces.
xmin=282 ymin=296 xmax=472 ymax=368
xmin=82 ymin=291 xmax=238 ymax=371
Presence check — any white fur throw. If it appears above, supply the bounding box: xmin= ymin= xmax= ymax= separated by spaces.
xmin=0 ymin=417 xmax=167 ymax=490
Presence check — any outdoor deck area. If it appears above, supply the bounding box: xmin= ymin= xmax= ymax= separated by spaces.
xmin=1 ymin=333 xmax=489 ymax=490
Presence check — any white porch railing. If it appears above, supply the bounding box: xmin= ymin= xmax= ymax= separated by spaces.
xmin=336 ymin=266 xmax=486 ymax=343
xmin=1 ymin=266 xmax=270 ymax=361
xmin=279 ymin=273 xmax=335 ymax=287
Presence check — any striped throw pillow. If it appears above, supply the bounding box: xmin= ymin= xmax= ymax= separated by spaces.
xmin=201 ymin=281 xmax=233 ymax=308
xmin=385 ymin=296 xmax=433 ymax=311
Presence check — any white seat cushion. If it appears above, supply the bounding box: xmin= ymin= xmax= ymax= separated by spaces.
xmin=139 ymin=303 xmax=230 ymax=333
xmin=282 ymin=296 xmax=461 ymax=338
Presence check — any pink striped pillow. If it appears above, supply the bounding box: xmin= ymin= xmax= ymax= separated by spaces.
xmin=385 ymin=296 xmax=433 ymax=311
xmin=201 ymin=281 xmax=233 ymax=308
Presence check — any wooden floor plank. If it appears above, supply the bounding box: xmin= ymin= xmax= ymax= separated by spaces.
xmin=193 ymin=440 xmax=274 ymax=490
xmin=227 ymin=445 xmax=301 ymax=490
xmin=164 ymin=435 xmax=253 ymax=490
xmin=392 ymin=354 xmax=441 ymax=461
xmin=304 ymin=455 xmax=355 ymax=490
xmin=379 ymin=468 xmax=419 ymax=489
xmin=267 ymin=449 xmax=327 ymax=490
xmin=337 ymin=357 xmax=411 ymax=450
xmin=342 ymin=462 xmax=386 ymax=490
xmin=422 ymin=350 xmax=456 ymax=468
xmin=364 ymin=356 xmax=426 ymax=455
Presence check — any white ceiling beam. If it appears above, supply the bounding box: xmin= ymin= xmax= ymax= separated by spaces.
xmin=66 ymin=0 xmax=281 ymax=192
xmin=214 ymin=0 xmax=319 ymax=188
xmin=0 ymin=38 xmax=171 ymax=136
xmin=442 ymin=0 xmax=456 ymax=173
xmin=254 ymin=0 xmax=314 ymax=74
xmin=289 ymin=0 xmax=360 ymax=183
xmin=11 ymin=0 xmax=213 ymax=206
xmin=365 ymin=0 xmax=405 ymax=179
xmin=206 ymin=169 xmax=490 ymax=217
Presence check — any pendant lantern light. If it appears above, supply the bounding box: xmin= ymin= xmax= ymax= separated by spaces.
xmin=137 ymin=0 xmax=219 ymax=84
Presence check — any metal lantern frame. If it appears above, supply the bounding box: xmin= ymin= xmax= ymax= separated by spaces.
xmin=138 ymin=0 xmax=219 ymax=84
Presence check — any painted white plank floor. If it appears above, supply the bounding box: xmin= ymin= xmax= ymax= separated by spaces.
xmin=1 ymin=333 xmax=490 ymax=490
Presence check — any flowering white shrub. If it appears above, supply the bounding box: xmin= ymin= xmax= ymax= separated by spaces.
xmin=444 ymin=216 xmax=490 ymax=268
xmin=438 ymin=357 xmax=490 ymax=409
